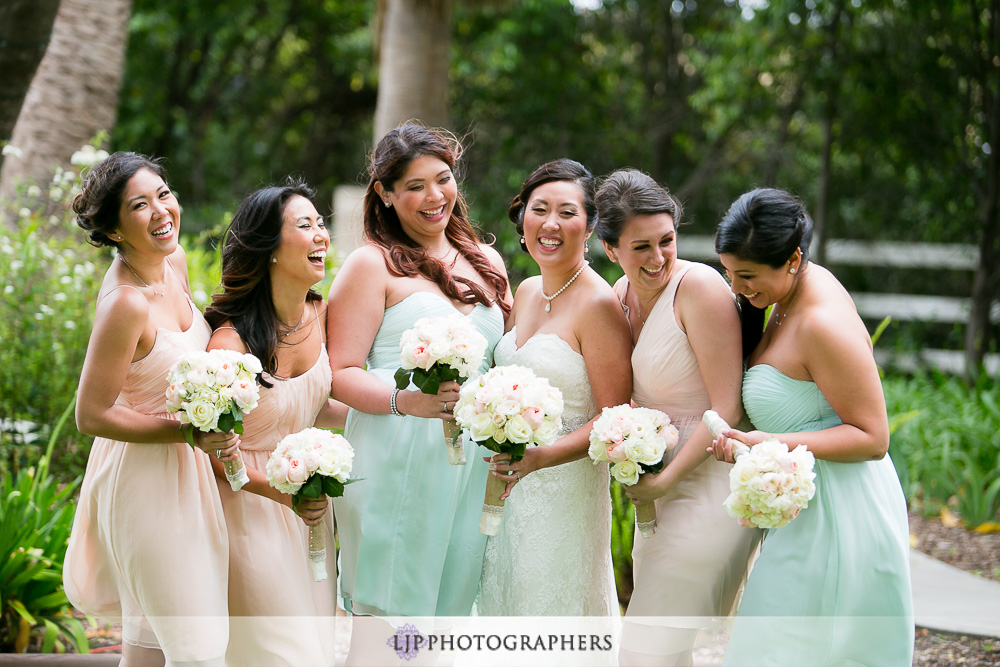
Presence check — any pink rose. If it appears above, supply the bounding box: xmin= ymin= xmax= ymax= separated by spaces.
xmin=287 ymin=457 xmax=309 ymax=484
xmin=521 ymin=407 xmax=544 ymax=430
xmin=271 ymin=457 xmax=290 ymax=483
xmin=606 ymin=443 xmax=628 ymax=463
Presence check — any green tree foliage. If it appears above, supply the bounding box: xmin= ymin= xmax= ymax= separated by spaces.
xmin=114 ymin=0 xmax=379 ymax=228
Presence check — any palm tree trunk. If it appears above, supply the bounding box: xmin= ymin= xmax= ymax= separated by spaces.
xmin=0 ymin=0 xmax=132 ymax=220
xmin=373 ymin=0 xmax=452 ymax=141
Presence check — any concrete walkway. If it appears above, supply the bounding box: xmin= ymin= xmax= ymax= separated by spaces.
xmin=911 ymin=548 xmax=1000 ymax=637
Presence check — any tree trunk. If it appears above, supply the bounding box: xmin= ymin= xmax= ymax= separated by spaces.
xmin=373 ymin=0 xmax=452 ymax=142
xmin=0 ymin=0 xmax=133 ymax=217
xmin=0 ymin=0 xmax=63 ymax=173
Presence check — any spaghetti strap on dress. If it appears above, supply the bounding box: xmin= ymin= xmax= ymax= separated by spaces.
xmin=616 ymin=263 xmax=762 ymax=660
xmin=219 ymin=302 xmax=337 ymax=667
xmin=64 ymin=293 xmax=229 ymax=666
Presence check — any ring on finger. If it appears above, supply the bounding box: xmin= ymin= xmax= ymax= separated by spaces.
xmin=216 ymin=448 xmax=222 ymax=457
xmin=514 ymin=471 xmax=521 ymax=481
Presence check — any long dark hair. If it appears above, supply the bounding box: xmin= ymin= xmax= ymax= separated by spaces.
xmin=204 ymin=179 xmax=322 ymax=387
xmin=715 ymin=188 xmax=814 ymax=358
xmin=73 ymin=152 xmax=168 ymax=249
xmin=364 ymin=123 xmax=510 ymax=315
xmin=508 ymin=159 xmax=598 ymax=252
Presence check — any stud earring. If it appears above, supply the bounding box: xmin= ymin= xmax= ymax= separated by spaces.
xmin=518 ymin=237 xmax=528 ymax=252
xmin=384 ymin=200 xmax=391 ymax=207
xmin=272 ymin=257 xmax=277 ymax=264
xmin=790 ymin=267 xmax=796 ymax=274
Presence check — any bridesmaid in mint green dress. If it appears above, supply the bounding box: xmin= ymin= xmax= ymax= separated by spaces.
xmin=326 ymin=125 xmax=510 ymax=658
xmin=711 ymin=188 xmax=913 ymax=666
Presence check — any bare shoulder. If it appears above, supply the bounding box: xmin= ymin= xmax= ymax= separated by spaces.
xmin=515 ymin=274 xmax=542 ymax=298
xmin=676 ymin=261 xmax=735 ymax=310
xmin=208 ymin=323 xmax=248 ymax=353
xmin=478 ymin=242 xmax=508 ymax=275
xmin=579 ymin=272 xmax=629 ymax=326
xmin=681 ymin=261 xmax=728 ymax=288
xmin=341 ymin=244 xmax=389 ymax=276
xmin=95 ymin=283 xmax=149 ymax=323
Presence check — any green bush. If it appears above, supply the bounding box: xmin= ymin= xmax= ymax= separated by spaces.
xmin=0 ymin=396 xmax=87 ymax=653
xmin=885 ymin=371 xmax=1000 ymax=527
xmin=0 ymin=207 xmax=104 ymax=480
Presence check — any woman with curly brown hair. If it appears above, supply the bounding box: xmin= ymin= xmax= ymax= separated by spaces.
xmin=326 ymin=123 xmax=510 ymax=633
xmin=63 ymin=152 xmax=237 ymax=667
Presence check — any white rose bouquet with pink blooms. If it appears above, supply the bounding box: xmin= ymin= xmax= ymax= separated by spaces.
xmin=588 ymin=404 xmax=679 ymax=538
xmin=166 ymin=349 xmax=262 ymax=491
xmin=703 ymin=410 xmax=817 ymax=530
xmin=394 ymin=314 xmax=489 ymax=465
xmin=453 ymin=364 xmax=563 ymax=535
xmin=265 ymin=427 xmax=359 ymax=581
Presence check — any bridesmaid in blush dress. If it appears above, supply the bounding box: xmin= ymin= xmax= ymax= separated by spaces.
xmin=204 ymin=181 xmax=348 ymax=667
xmin=64 ymin=153 xmax=238 ymax=667
xmin=595 ymin=169 xmax=762 ymax=666
xmin=711 ymin=188 xmax=913 ymax=667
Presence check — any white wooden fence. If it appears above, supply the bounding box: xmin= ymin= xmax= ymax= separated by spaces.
xmin=679 ymin=236 xmax=999 ymax=376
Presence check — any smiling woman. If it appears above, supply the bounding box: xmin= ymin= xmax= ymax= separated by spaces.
xmin=203 ymin=180 xmax=348 ymax=667
xmin=63 ymin=152 xmax=238 ymax=667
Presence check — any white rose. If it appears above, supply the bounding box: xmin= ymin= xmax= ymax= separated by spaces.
xmin=495 ymin=399 xmax=521 ymax=417
xmin=612 ymin=461 xmax=640 ymax=486
xmin=532 ymin=418 xmax=560 ymax=446
xmin=468 ymin=411 xmax=497 ymax=442
xmin=214 ymin=361 xmax=237 ymax=386
xmin=232 ymin=380 xmax=259 ymax=412
xmin=503 ymin=414 xmax=533 ymax=444
xmin=186 ymin=398 xmax=220 ymax=431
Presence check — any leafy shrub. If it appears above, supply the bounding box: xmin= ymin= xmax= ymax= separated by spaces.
xmin=0 ymin=396 xmax=87 ymax=653
xmin=885 ymin=371 xmax=1000 ymax=527
xmin=0 ymin=197 xmax=104 ymax=480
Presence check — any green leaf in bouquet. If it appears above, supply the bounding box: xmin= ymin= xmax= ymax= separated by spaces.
xmin=216 ymin=411 xmax=236 ymax=434
xmin=295 ymin=475 xmax=324 ymax=502
xmin=413 ymin=367 xmax=440 ymax=394
xmin=439 ymin=365 xmax=461 ymax=383
xmin=394 ymin=367 xmax=412 ymax=390
xmin=321 ymin=475 xmax=346 ymax=498
xmin=232 ymin=409 xmax=245 ymax=435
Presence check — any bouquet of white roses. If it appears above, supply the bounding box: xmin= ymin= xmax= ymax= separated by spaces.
xmin=395 ymin=314 xmax=489 ymax=465
xmin=703 ymin=410 xmax=817 ymax=530
xmin=166 ymin=349 xmax=262 ymax=491
xmin=266 ymin=427 xmax=358 ymax=581
xmin=588 ymin=404 xmax=679 ymax=538
xmin=453 ymin=364 xmax=563 ymax=535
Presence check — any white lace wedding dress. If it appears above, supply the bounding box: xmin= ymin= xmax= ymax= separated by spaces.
xmin=477 ymin=328 xmax=619 ymax=617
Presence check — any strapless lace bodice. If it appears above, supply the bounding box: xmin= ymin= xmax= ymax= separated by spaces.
xmin=478 ymin=328 xmax=617 ymax=620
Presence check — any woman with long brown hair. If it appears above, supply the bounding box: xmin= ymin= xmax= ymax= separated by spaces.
xmin=327 ymin=124 xmax=510 ymax=630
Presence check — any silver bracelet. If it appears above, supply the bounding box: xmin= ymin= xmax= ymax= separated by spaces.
xmin=390 ymin=388 xmax=402 ymax=416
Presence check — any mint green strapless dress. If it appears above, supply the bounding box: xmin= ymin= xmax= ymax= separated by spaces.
xmin=723 ymin=364 xmax=913 ymax=667
xmin=333 ymin=292 xmax=504 ymax=617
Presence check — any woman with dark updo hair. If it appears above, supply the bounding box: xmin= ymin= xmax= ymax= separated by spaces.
xmin=596 ymin=169 xmax=760 ymax=666
xmin=477 ymin=159 xmax=631 ymax=619
xmin=326 ymin=123 xmax=510 ymax=654
xmin=64 ymin=152 xmax=237 ymax=667
xmin=204 ymin=180 xmax=347 ymax=666
xmin=710 ymin=188 xmax=913 ymax=666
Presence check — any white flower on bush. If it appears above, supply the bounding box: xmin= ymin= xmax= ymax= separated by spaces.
xmin=2 ymin=145 xmax=22 ymax=159
xmin=266 ymin=428 xmax=355 ymax=496
xmin=70 ymin=145 xmax=110 ymax=168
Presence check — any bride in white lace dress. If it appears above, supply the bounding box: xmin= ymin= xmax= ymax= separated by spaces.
xmin=477 ymin=160 xmax=632 ymax=617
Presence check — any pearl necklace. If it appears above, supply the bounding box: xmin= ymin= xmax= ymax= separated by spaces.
xmin=117 ymin=254 xmax=165 ymax=297
xmin=541 ymin=261 xmax=588 ymax=313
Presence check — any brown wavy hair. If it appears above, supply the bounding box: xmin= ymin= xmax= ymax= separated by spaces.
xmin=364 ymin=123 xmax=510 ymax=314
